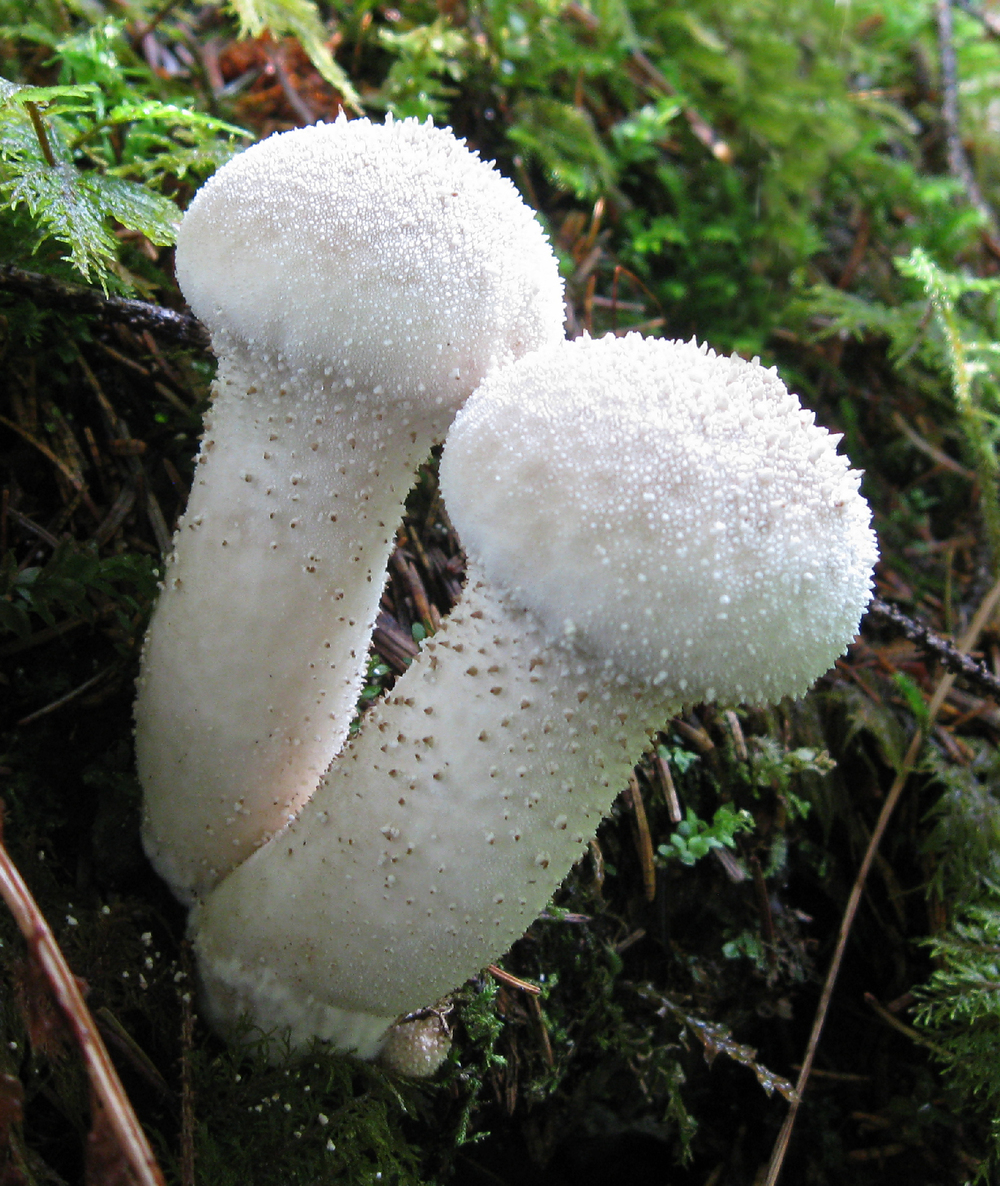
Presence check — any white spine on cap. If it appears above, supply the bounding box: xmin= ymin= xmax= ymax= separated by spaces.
xmin=442 ymin=333 xmax=877 ymax=703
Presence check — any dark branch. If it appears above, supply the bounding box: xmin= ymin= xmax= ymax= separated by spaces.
xmin=0 ymin=264 xmax=210 ymax=349
xmin=936 ymin=0 xmax=1000 ymax=239
xmin=954 ymin=0 xmax=1000 ymax=39
xmin=867 ymin=597 xmax=1000 ymax=700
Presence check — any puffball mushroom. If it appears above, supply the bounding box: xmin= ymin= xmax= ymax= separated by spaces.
xmin=189 ymin=333 xmax=878 ymax=1064
xmin=134 ymin=115 xmax=564 ymax=904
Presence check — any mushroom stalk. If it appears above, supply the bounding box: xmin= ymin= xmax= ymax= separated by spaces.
xmin=133 ymin=116 xmax=564 ymax=904
xmin=188 ymin=333 xmax=878 ymax=1059
xmin=136 ymin=340 xmax=455 ymax=902
xmin=191 ymin=570 xmax=675 ymax=1056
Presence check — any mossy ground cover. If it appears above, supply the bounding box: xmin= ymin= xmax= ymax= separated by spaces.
xmin=2 ymin=1 xmax=1000 ymax=1183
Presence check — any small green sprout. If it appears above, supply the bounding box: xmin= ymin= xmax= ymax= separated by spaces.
xmin=657 ymin=804 xmax=753 ymax=868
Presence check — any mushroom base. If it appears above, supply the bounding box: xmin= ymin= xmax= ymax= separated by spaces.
xmin=192 ymin=918 xmax=398 ymax=1061
xmin=190 ymin=572 xmax=678 ymax=1056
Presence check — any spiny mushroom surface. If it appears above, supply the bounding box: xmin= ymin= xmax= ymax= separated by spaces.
xmin=134 ymin=115 xmax=564 ymax=904
xmin=445 ymin=332 xmax=876 ymax=704
xmin=189 ymin=333 xmax=877 ymax=1061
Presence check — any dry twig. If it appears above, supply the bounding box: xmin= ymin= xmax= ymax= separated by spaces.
xmin=625 ymin=772 xmax=657 ymax=902
xmin=954 ymin=0 xmax=1000 ymax=41
xmin=936 ymin=0 xmax=1000 ymax=244
xmin=0 ymin=264 xmax=209 ymax=347
xmin=0 ymin=803 xmax=167 ymax=1186
xmin=868 ymin=597 xmax=1000 ymax=700
xmin=486 ymin=964 xmax=542 ymax=995
xmin=763 ymin=574 xmax=1000 ymax=1185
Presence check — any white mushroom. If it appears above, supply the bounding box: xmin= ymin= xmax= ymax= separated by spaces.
xmin=133 ymin=115 xmax=564 ymax=904
xmin=188 ymin=333 xmax=877 ymax=1063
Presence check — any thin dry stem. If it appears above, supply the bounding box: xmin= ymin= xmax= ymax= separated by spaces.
xmin=763 ymin=573 xmax=1000 ymax=1185
xmin=626 ymin=772 xmax=657 ymax=902
xmin=936 ymin=0 xmax=999 ymax=238
xmin=0 ymin=807 xmax=167 ymax=1186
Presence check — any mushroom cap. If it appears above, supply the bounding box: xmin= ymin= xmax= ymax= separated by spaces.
xmin=175 ymin=114 xmax=564 ymax=406
xmin=439 ymin=333 xmax=877 ymax=705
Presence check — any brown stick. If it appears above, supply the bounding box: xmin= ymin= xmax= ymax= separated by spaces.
xmin=955 ymin=0 xmax=1000 ymax=38
xmin=763 ymin=574 xmax=1000 ymax=1185
xmin=625 ymin=772 xmax=657 ymax=902
xmin=936 ymin=0 xmax=1000 ymax=242
xmin=486 ymin=964 xmax=542 ymax=995
xmin=0 ymin=412 xmax=101 ymax=521
xmin=179 ymin=956 xmax=196 ymax=1186
xmin=0 ymin=264 xmax=209 ymax=348
xmin=0 ymin=806 xmax=167 ymax=1186
xmin=654 ymin=753 xmax=683 ymax=824
xmin=24 ymin=103 xmax=56 ymax=168
xmin=867 ymin=597 xmax=1000 ymax=700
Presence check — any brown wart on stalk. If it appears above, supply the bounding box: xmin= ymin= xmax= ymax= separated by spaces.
xmin=190 ymin=333 xmax=877 ymax=1073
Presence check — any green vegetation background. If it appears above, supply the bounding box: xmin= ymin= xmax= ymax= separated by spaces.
xmin=3 ymin=0 xmax=1000 ymax=1183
